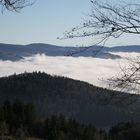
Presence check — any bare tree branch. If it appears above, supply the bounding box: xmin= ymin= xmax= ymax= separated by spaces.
xmin=109 ymin=56 xmax=140 ymax=93
xmin=58 ymin=0 xmax=140 ymax=59
xmin=63 ymin=0 xmax=140 ymax=42
xmin=61 ymin=0 xmax=140 ymax=94
xmin=56 ymin=0 xmax=140 ymax=107
xmin=0 ymin=0 xmax=33 ymax=12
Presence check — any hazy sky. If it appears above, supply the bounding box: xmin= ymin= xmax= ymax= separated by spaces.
xmin=0 ymin=0 xmax=140 ymax=47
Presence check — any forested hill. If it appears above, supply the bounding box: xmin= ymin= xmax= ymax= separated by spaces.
xmin=0 ymin=72 xmax=140 ymax=127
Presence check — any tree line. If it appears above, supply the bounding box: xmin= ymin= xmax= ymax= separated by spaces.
xmin=0 ymin=100 xmax=140 ymax=140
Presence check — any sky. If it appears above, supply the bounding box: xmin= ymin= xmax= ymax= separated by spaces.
xmin=0 ymin=0 xmax=140 ymax=47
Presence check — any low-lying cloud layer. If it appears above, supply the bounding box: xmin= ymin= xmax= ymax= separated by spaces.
xmin=1 ymin=53 xmax=138 ymax=90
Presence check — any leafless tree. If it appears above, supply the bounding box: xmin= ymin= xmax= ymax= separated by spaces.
xmin=62 ymin=0 xmax=140 ymax=93
xmin=0 ymin=0 xmax=33 ymax=12
xmin=109 ymin=56 xmax=140 ymax=93
xmin=64 ymin=0 xmax=140 ymax=42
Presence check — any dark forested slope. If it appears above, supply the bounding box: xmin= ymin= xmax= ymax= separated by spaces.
xmin=0 ymin=72 xmax=140 ymax=127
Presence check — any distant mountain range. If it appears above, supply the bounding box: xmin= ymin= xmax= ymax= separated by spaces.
xmin=106 ymin=45 xmax=140 ymax=52
xmin=1 ymin=43 xmax=139 ymax=61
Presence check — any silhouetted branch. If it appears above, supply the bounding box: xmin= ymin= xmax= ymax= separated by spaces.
xmin=60 ymin=0 xmax=140 ymax=56
xmin=60 ymin=0 xmax=140 ymax=95
xmin=0 ymin=0 xmax=33 ymax=12
xmin=109 ymin=56 xmax=140 ymax=93
xmin=64 ymin=0 xmax=140 ymax=40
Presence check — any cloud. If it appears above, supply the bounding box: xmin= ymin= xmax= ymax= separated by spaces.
xmin=0 ymin=54 xmax=125 ymax=87
xmin=0 ymin=52 xmax=140 ymax=92
xmin=0 ymin=53 xmax=139 ymax=93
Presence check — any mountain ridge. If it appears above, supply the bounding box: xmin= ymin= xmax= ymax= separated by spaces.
xmin=0 ymin=43 xmax=140 ymax=61
xmin=0 ymin=72 xmax=140 ymax=127
xmin=0 ymin=43 xmax=123 ymax=61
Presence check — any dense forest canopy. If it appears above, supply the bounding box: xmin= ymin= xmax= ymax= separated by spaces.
xmin=0 ymin=100 xmax=140 ymax=140
xmin=0 ymin=72 xmax=140 ymax=128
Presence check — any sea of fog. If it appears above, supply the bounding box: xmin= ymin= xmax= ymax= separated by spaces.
xmin=0 ymin=52 xmax=139 ymax=92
